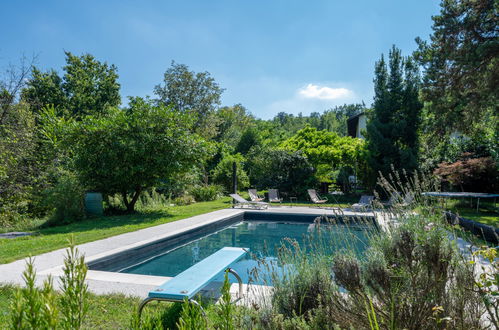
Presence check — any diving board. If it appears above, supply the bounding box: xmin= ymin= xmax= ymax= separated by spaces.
xmin=138 ymin=247 xmax=248 ymax=319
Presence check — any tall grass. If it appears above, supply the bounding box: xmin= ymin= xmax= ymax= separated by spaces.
xmin=107 ymin=188 xmax=172 ymax=213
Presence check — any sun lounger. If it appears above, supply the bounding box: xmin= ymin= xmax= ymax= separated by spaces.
xmin=351 ymin=195 xmax=374 ymax=211
xmin=384 ymin=192 xmax=414 ymax=208
xmin=230 ymin=193 xmax=269 ymax=209
xmin=307 ymin=189 xmax=328 ymax=205
xmin=138 ymin=247 xmax=248 ymax=320
xmin=248 ymin=189 xmax=264 ymax=202
xmin=268 ymin=189 xmax=283 ymax=204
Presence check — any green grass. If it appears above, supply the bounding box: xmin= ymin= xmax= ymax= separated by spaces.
xmin=451 ymin=207 xmax=499 ymax=227
xmin=0 ymin=284 xmax=151 ymax=328
xmin=441 ymin=199 xmax=499 ymax=228
xmin=0 ymin=198 xmax=232 ymax=264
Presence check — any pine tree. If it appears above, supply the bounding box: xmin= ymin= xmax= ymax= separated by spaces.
xmin=366 ymin=46 xmax=422 ymax=188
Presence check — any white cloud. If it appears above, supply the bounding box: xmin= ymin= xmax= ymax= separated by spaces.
xmin=298 ymin=84 xmax=353 ymax=100
xmin=222 ymin=77 xmax=363 ymax=119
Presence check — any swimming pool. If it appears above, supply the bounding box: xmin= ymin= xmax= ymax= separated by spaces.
xmin=88 ymin=213 xmax=376 ymax=284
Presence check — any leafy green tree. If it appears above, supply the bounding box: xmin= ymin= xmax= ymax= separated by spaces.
xmin=0 ymin=102 xmax=38 ymax=223
xmin=62 ymin=52 xmax=121 ymax=116
xmin=235 ymin=126 xmax=262 ymax=155
xmin=0 ymin=57 xmax=39 ymax=223
xmin=0 ymin=57 xmax=71 ymax=224
xmin=247 ymin=147 xmax=316 ymax=197
xmin=22 ymin=68 xmax=67 ymax=115
xmin=23 ymin=52 xmax=120 ymax=117
xmin=366 ymin=46 xmax=422 ymax=187
xmin=67 ymin=98 xmax=208 ymax=213
xmin=211 ymin=153 xmax=249 ymax=192
xmin=215 ymin=104 xmax=254 ymax=148
xmin=281 ymin=126 xmax=365 ymax=174
xmin=154 ymin=61 xmax=224 ymax=139
xmin=414 ymin=0 xmax=498 ymax=136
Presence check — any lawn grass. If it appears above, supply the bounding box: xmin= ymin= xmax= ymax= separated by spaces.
xmin=451 ymin=207 xmax=499 ymax=227
xmin=0 ymin=284 xmax=149 ymax=328
xmin=442 ymin=199 xmax=499 ymax=228
xmin=0 ymin=198 xmax=232 ymax=264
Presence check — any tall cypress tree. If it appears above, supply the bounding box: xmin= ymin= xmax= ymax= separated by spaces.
xmin=366 ymin=46 xmax=422 ymax=188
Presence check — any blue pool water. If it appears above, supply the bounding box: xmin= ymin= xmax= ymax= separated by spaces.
xmin=117 ymin=220 xmax=375 ymax=283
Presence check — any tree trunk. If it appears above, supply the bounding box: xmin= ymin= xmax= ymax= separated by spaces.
xmin=122 ymin=188 xmax=142 ymax=213
xmin=121 ymin=191 xmax=130 ymax=210
xmin=126 ymin=188 xmax=142 ymax=213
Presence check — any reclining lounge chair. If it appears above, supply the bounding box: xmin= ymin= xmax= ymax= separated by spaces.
xmin=230 ymin=193 xmax=269 ymax=209
xmin=351 ymin=195 xmax=374 ymax=212
xmin=268 ymin=189 xmax=283 ymax=204
xmin=248 ymin=189 xmax=264 ymax=202
xmin=307 ymin=189 xmax=328 ymax=205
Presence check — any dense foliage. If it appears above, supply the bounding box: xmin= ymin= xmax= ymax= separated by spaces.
xmin=66 ymin=98 xmax=209 ymax=212
xmin=23 ymin=52 xmax=121 ymax=117
xmin=281 ymin=126 xmax=365 ymax=183
xmin=366 ymin=46 xmax=422 ymax=188
xmin=154 ymin=61 xmax=224 ymax=139
xmin=0 ymin=103 xmax=39 ymax=224
xmin=414 ymin=0 xmax=498 ymax=180
xmin=415 ymin=0 xmax=498 ymax=136
xmin=247 ymin=148 xmax=316 ymax=197
xmin=434 ymin=154 xmax=498 ymax=192
xmin=211 ymin=153 xmax=249 ymax=192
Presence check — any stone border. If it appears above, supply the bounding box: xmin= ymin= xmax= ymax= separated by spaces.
xmin=444 ymin=211 xmax=499 ymax=244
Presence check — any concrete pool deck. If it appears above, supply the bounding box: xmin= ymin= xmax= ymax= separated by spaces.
xmin=0 ymin=206 xmax=378 ymax=298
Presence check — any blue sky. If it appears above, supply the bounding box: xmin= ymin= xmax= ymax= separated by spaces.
xmin=0 ymin=1 xmax=441 ymax=119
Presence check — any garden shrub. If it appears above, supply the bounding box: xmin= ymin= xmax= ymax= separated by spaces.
xmin=43 ymin=170 xmax=85 ymax=226
xmin=9 ymin=238 xmax=89 ymax=329
xmin=434 ymin=153 xmax=498 ymax=192
xmin=269 ymin=238 xmax=336 ymax=318
xmin=189 ymin=184 xmax=223 ymax=201
xmin=136 ymin=189 xmax=171 ymax=211
xmin=59 ymin=242 xmax=90 ymax=329
xmin=105 ymin=193 xmax=128 ymax=214
xmin=173 ymin=194 xmax=196 ymax=206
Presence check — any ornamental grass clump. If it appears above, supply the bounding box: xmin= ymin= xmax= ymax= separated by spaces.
xmin=328 ymin=216 xmax=481 ymax=329
xmin=251 ymin=171 xmax=494 ymax=329
xmin=258 ymin=215 xmax=375 ymax=321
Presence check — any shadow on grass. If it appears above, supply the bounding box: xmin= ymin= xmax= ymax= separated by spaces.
xmin=34 ymin=198 xmax=234 ymax=236
xmin=37 ymin=210 xmax=175 ymax=236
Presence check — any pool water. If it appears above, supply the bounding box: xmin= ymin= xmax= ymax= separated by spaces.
xmin=118 ymin=220 xmax=374 ymax=283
